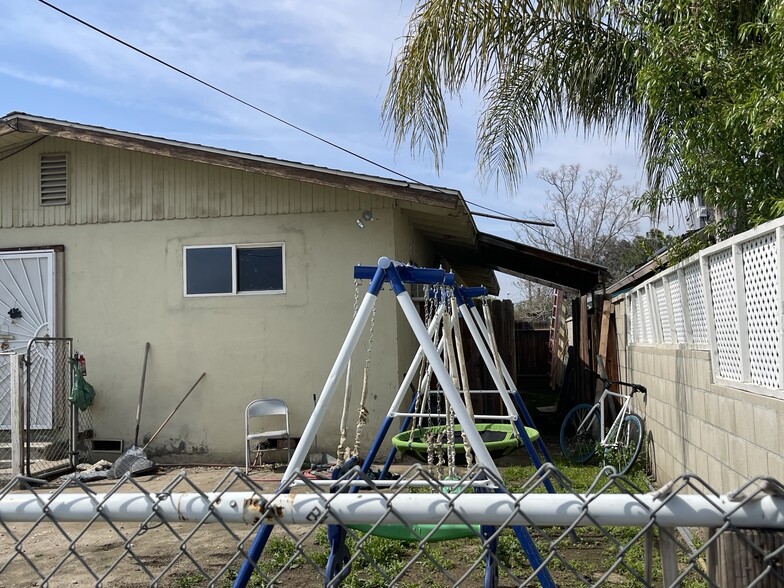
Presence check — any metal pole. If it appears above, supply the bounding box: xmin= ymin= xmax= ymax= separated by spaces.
xmin=469 ymin=305 xmax=519 ymax=396
xmin=3 ymin=491 xmax=783 ymax=529
xmin=134 ymin=342 xmax=151 ymax=447
xmin=9 ymin=354 xmax=24 ymax=478
xmin=386 ymin=304 xmax=446 ymax=420
xmin=143 ymin=372 xmax=206 ymax=450
xmin=459 ymin=303 xmax=520 ymax=418
xmin=388 ymin=270 xmax=500 ymax=477
xmin=280 ymin=289 xmax=379 ymax=482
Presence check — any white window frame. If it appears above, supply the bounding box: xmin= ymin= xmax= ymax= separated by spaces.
xmin=183 ymin=242 xmax=286 ymax=297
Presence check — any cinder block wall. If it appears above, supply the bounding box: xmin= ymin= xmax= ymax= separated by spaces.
xmin=614 ymin=298 xmax=784 ymax=492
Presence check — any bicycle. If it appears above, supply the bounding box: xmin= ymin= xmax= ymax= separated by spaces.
xmin=559 ymin=378 xmax=647 ymax=475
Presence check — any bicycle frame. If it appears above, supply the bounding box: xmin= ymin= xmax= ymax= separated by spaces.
xmin=578 ymin=387 xmax=635 ymax=450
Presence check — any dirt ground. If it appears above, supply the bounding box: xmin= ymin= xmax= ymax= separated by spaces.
xmin=0 ymin=466 xmax=292 ymax=588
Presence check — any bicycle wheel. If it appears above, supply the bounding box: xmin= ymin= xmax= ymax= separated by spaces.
xmin=604 ymin=413 xmax=644 ymax=475
xmin=559 ymin=404 xmax=599 ymax=463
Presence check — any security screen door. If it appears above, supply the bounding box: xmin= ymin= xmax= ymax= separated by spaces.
xmin=0 ymin=250 xmax=57 ymax=430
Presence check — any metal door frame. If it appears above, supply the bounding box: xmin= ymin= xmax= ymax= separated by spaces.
xmin=24 ymin=337 xmax=74 ymax=478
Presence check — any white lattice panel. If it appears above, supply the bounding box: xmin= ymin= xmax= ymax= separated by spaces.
xmin=684 ymin=263 xmax=708 ymax=344
xmin=669 ymin=274 xmax=686 ymax=343
xmin=642 ymin=288 xmax=653 ymax=343
xmin=742 ymin=233 xmax=781 ymax=388
xmin=708 ymin=250 xmax=742 ymax=380
xmin=654 ymin=280 xmax=671 ymax=343
xmin=627 ymin=295 xmax=636 ymax=344
xmin=634 ymin=292 xmax=644 ymax=343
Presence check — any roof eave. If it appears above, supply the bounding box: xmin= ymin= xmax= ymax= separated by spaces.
xmin=2 ymin=112 xmax=460 ymax=210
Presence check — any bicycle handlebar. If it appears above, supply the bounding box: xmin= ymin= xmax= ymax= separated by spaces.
xmin=583 ymin=367 xmax=647 ymax=395
xmin=604 ymin=379 xmax=647 ymax=395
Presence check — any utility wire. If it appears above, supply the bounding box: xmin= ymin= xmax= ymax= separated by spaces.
xmin=471 ymin=211 xmax=553 ymax=227
xmin=36 ymin=0 xmax=542 ymax=226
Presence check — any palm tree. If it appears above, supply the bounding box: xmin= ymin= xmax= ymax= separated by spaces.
xmin=382 ymin=1 xmax=662 ymax=193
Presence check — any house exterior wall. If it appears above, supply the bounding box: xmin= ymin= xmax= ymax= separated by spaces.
xmin=392 ymin=209 xmax=435 ymax=398
xmin=615 ymin=299 xmax=784 ymax=493
xmin=0 ymin=137 xmax=395 ymax=227
xmin=0 ymin=137 xmax=444 ymax=462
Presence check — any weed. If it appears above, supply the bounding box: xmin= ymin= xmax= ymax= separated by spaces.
xmin=175 ymin=573 xmax=205 ymax=588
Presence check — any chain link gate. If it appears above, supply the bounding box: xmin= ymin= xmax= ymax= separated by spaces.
xmin=24 ymin=337 xmax=91 ymax=478
xmin=0 ymin=353 xmax=17 ymax=485
xmin=0 ymin=338 xmax=95 ymax=482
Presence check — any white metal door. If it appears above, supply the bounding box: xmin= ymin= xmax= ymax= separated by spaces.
xmin=0 ymin=251 xmax=57 ymax=430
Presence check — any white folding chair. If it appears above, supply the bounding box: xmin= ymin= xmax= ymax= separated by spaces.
xmin=244 ymin=399 xmax=291 ymax=472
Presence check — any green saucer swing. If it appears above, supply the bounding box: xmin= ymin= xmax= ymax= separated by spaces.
xmin=349 ymin=424 xmax=539 ymax=542
xmin=392 ymin=422 xmax=539 ymax=466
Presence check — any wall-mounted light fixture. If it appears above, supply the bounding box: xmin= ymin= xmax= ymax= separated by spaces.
xmin=355 ymin=210 xmax=375 ymax=229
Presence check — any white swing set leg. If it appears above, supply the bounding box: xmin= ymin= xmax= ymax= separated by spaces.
xmin=282 ymin=259 xmax=504 ymax=481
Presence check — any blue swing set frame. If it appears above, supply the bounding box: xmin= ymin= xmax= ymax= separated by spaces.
xmin=232 ymin=258 xmax=556 ymax=588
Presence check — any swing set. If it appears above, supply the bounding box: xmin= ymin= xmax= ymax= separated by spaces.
xmin=233 ymin=258 xmax=558 ymax=588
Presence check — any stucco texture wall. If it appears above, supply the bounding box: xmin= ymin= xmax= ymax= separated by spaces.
xmin=0 ymin=209 xmax=407 ymax=462
xmin=615 ymin=298 xmax=784 ymax=492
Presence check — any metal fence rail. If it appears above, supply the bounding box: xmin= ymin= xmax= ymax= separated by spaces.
xmin=1 ymin=463 xmax=782 ymax=587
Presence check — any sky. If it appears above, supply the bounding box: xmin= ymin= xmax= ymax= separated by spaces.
xmin=0 ymin=0 xmax=657 ymax=299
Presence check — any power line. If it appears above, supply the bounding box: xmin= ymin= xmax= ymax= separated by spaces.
xmin=470 ymin=211 xmax=554 ymax=227
xmin=36 ymin=0 xmax=535 ymax=225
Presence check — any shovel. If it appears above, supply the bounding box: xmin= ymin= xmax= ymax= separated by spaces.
xmin=107 ymin=372 xmax=206 ymax=478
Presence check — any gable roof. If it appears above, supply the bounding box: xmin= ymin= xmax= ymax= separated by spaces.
xmin=0 ymin=112 xmax=459 ymax=210
xmin=0 ymin=112 xmax=607 ymax=295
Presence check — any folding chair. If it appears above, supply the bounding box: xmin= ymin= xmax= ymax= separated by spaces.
xmin=244 ymin=399 xmax=291 ymax=472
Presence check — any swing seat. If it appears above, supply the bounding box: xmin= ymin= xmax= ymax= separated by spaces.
xmin=392 ymin=423 xmax=539 ymax=465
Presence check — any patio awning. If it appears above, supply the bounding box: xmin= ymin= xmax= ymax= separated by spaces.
xmin=438 ymin=232 xmax=608 ymax=295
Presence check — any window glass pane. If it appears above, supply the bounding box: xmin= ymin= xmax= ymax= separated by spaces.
xmin=186 ymin=247 xmax=232 ymax=294
xmin=237 ymin=246 xmax=283 ymax=292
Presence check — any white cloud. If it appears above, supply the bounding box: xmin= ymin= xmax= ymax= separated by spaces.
xmin=0 ymin=0 xmax=657 ymax=255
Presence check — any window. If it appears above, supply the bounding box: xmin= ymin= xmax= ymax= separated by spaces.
xmin=184 ymin=243 xmax=285 ymax=296
xmin=40 ymin=153 xmax=69 ymax=206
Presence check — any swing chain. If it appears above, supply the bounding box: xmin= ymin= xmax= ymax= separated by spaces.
xmin=351 ymin=303 xmax=376 ymax=459
xmin=364 ymin=304 xmax=376 ymax=373
xmin=352 ymin=278 xmax=360 ymax=317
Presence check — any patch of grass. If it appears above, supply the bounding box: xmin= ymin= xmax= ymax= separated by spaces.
xmin=418 ymin=540 xmax=457 ymax=572
xmin=175 ymin=573 xmax=205 ymax=588
xmin=344 ymin=534 xmax=410 ymax=586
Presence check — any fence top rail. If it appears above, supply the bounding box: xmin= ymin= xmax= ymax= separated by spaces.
xmin=2 ymin=487 xmax=783 ymax=529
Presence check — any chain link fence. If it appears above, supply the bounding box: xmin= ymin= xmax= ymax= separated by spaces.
xmin=0 ymin=341 xmax=93 ymax=486
xmin=1 ymin=463 xmax=782 ymax=587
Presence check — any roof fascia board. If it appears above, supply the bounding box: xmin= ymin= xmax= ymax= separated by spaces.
xmin=478 ymin=232 xmax=608 ymax=274
xmin=11 ymin=115 xmax=459 ymax=210
xmin=476 ymin=232 xmax=607 ymax=294
xmin=0 ymin=117 xmax=22 ymax=138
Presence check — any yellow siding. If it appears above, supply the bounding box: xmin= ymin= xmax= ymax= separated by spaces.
xmin=0 ymin=137 xmax=394 ymax=228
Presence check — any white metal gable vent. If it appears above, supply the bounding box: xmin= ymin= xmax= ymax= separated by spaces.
xmin=40 ymin=153 xmax=68 ymax=206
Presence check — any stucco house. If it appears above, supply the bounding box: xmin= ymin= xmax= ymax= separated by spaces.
xmin=0 ymin=112 xmax=607 ymax=466
xmin=0 ymin=112 xmax=500 ymax=463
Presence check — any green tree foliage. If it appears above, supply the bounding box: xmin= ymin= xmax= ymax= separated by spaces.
xmin=385 ymin=1 xmax=784 ymax=236
xmin=637 ymin=1 xmax=784 ymax=232
xmin=383 ymin=0 xmax=646 ymax=192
